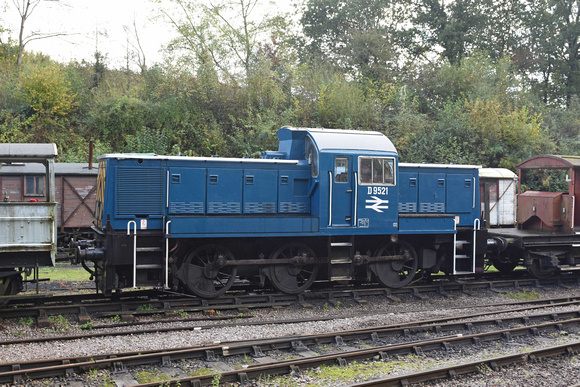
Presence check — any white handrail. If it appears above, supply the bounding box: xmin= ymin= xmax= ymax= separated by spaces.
xmin=473 ymin=218 xmax=480 ymax=273
xmin=354 ymin=172 xmax=358 ymax=227
xmin=328 ymin=171 xmax=333 ymax=227
xmin=166 ymin=171 xmax=170 ymax=208
xmin=165 ymin=220 xmax=171 ymax=289
xmin=472 ymin=177 xmax=476 ymax=208
xmin=452 ymin=218 xmax=457 ymax=274
xmin=127 ymin=221 xmax=137 ymax=288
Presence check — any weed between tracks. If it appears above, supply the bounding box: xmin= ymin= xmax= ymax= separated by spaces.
xmin=258 ymin=359 xmax=406 ymax=386
xmin=134 ymin=369 xmax=171 ymax=384
xmin=503 ymin=289 xmax=541 ymax=300
xmin=48 ymin=314 xmax=70 ymax=332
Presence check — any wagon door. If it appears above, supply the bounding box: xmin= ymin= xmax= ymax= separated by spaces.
xmin=330 ymin=156 xmax=353 ymax=227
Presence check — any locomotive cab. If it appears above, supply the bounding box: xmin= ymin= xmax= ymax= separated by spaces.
xmin=268 ymin=127 xmax=400 ymax=234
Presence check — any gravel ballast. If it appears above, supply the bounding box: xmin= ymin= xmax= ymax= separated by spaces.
xmin=2 ymin=284 xmax=580 ymax=386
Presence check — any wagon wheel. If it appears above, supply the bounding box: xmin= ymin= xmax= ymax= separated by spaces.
xmin=528 ymin=258 xmax=557 ymax=279
xmin=181 ymin=244 xmax=237 ymax=298
xmin=491 ymin=251 xmax=520 ymax=273
xmin=370 ymin=241 xmax=418 ymax=288
xmin=268 ymin=243 xmax=318 ymax=294
xmin=0 ymin=273 xmax=22 ymax=296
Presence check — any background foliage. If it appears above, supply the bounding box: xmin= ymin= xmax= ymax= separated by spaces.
xmin=1 ymin=0 xmax=580 ymax=171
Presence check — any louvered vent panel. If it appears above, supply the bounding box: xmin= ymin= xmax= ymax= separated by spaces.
xmin=117 ymin=168 xmax=164 ymax=215
xmin=279 ymin=202 xmax=310 ymax=214
xmin=419 ymin=202 xmax=445 ymax=213
xmin=244 ymin=202 xmax=276 ymax=214
xmin=208 ymin=202 xmax=241 ymax=214
xmin=398 ymin=203 xmax=417 ymax=213
xmin=170 ymin=202 xmax=204 ymax=214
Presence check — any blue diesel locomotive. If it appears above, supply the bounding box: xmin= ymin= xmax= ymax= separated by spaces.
xmin=77 ymin=127 xmax=482 ymax=298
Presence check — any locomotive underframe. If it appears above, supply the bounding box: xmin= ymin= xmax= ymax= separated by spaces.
xmin=81 ymin=224 xmax=459 ymax=297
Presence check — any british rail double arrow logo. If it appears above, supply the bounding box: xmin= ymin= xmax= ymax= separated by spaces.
xmin=365 ymin=196 xmax=389 ymax=212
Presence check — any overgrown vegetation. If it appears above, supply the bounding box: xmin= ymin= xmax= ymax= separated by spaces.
xmin=134 ymin=369 xmax=170 ymax=384
xmin=259 ymin=360 xmax=406 ymax=385
xmin=1 ymin=0 xmax=580 ymax=169
xmin=48 ymin=314 xmax=70 ymax=331
xmin=503 ymin=289 xmax=541 ymax=300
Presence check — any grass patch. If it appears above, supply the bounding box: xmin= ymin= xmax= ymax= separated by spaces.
xmin=134 ymin=369 xmax=170 ymax=384
xmin=503 ymin=289 xmax=541 ymax=300
xmin=189 ymin=368 xmax=215 ymax=377
xmin=137 ymin=304 xmax=155 ymax=311
xmin=261 ymin=360 xmax=406 ymax=386
xmin=38 ymin=262 xmax=90 ymax=282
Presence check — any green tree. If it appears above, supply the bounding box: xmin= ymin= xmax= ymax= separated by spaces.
xmin=519 ymin=0 xmax=580 ymax=106
xmin=19 ymin=61 xmax=76 ymax=117
xmin=299 ymin=0 xmax=405 ymax=81
xmin=89 ymin=96 xmax=151 ymax=150
xmin=409 ymin=0 xmax=522 ymax=65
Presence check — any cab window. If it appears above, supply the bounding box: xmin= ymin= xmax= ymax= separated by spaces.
xmin=358 ymin=157 xmax=395 ymax=186
xmin=334 ymin=158 xmax=348 ymax=182
xmin=305 ymin=136 xmax=319 ymax=177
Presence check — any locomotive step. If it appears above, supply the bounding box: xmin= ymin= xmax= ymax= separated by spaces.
xmin=135 ymin=264 xmax=164 ymax=270
xmin=330 ymin=242 xmax=353 ymax=247
xmin=330 ymin=276 xmax=352 ymax=281
xmin=135 ymin=247 xmax=164 ymax=252
xmin=330 ymin=258 xmax=352 ymax=264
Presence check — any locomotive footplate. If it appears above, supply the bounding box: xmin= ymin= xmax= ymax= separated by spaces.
xmin=219 ymin=254 xmax=407 ymax=267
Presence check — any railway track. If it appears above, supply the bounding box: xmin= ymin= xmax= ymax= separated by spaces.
xmin=1 ymin=274 xmax=579 ymax=324
xmin=2 ymin=296 xmax=580 ymax=347
xmin=345 ymin=342 xmax=580 ymax=386
xmin=2 ymin=298 xmax=580 ymax=385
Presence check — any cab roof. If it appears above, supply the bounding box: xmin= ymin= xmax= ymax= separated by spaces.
xmin=302 ymin=128 xmax=397 ymax=153
xmin=275 ymin=127 xmax=397 ymax=160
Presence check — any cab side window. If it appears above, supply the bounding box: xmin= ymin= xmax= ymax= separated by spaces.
xmin=305 ymin=136 xmax=319 ymax=178
xmin=358 ymin=157 xmax=395 ymax=186
xmin=359 ymin=158 xmax=372 ymax=183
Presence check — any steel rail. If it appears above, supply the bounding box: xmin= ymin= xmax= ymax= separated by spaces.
xmin=345 ymin=342 xmax=580 ymax=386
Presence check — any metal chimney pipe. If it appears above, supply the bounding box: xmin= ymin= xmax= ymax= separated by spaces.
xmin=88 ymin=141 xmax=94 ymax=170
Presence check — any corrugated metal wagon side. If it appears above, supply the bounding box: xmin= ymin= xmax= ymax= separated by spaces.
xmin=0 ymin=143 xmax=58 ymax=296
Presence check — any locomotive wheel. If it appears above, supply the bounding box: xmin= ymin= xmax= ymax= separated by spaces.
xmin=528 ymin=258 xmax=557 ymax=279
xmin=268 ymin=243 xmax=318 ymax=294
xmin=370 ymin=241 xmax=418 ymax=288
xmin=181 ymin=244 xmax=237 ymax=298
